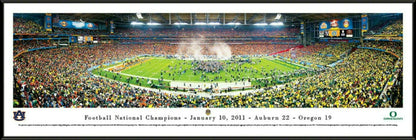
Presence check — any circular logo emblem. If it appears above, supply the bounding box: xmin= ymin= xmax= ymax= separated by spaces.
xmin=206 ymin=109 xmax=211 ymax=116
xmin=88 ymin=23 xmax=93 ymax=28
xmin=331 ymin=31 xmax=337 ymax=36
xmin=330 ymin=20 xmax=338 ymax=27
xmin=60 ymin=21 xmax=67 ymax=27
xmin=390 ymin=111 xmax=397 ymax=118
xmin=320 ymin=22 xmax=327 ymax=29
xmin=343 ymin=20 xmax=349 ymax=28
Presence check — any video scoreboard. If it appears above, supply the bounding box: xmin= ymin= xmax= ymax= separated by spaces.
xmin=69 ymin=36 xmax=98 ymax=44
xmin=319 ymin=19 xmax=353 ymax=38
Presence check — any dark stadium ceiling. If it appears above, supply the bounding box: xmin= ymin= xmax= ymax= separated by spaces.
xmin=54 ymin=13 xmax=360 ymax=25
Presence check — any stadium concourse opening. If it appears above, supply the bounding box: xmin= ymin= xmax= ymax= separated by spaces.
xmin=13 ymin=13 xmax=403 ymax=108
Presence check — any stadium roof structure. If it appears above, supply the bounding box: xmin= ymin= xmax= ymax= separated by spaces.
xmin=52 ymin=13 xmax=361 ymax=26
xmin=16 ymin=13 xmax=400 ymax=27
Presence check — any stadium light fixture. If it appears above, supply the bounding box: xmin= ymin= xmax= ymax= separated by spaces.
xmin=136 ymin=13 xmax=143 ymax=19
xmin=131 ymin=21 xmax=144 ymax=25
xmin=275 ymin=14 xmax=282 ymax=19
xmin=208 ymin=22 xmax=221 ymax=25
xmin=270 ymin=22 xmax=284 ymax=26
xmin=195 ymin=22 xmax=207 ymax=25
xmin=147 ymin=22 xmax=161 ymax=25
xmin=174 ymin=22 xmax=188 ymax=25
xmin=254 ymin=23 xmax=268 ymax=26
xmin=227 ymin=22 xmax=241 ymax=25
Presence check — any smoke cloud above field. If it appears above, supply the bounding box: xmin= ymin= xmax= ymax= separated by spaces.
xmin=176 ymin=35 xmax=232 ymax=60
xmin=210 ymin=41 xmax=232 ymax=60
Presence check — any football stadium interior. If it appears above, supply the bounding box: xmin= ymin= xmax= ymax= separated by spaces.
xmin=13 ymin=13 xmax=403 ymax=108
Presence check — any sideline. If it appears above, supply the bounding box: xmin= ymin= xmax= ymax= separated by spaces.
xmin=92 ymin=73 xmax=266 ymax=98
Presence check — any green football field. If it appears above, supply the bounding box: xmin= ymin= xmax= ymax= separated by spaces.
xmin=120 ymin=57 xmax=303 ymax=82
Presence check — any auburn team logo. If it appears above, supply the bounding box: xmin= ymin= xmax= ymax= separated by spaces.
xmin=13 ymin=110 xmax=25 ymax=121
xmin=206 ymin=109 xmax=211 ymax=116
xmin=88 ymin=23 xmax=93 ymax=28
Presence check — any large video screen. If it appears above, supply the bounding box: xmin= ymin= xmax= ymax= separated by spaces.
xmin=319 ymin=19 xmax=353 ymax=38
xmin=77 ymin=36 xmax=84 ymax=43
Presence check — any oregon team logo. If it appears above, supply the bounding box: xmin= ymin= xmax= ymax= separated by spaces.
xmin=60 ymin=21 xmax=68 ymax=27
xmin=384 ymin=111 xmax=403 ymax=120
xmin=343 ymin=20 xmax=349 ymax=28
xmin=13 ymin=110 xmax=25 ymax=121
xmin=206 ymin=109 xmax=211 ymax=116
xmin=390 ymin=111 xmax=397 ymax=117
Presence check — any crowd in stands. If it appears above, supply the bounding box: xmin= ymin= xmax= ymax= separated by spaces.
xmin=207 ymin=49 xmax=399 ymax=108
xmin=12 ymin=38 xmax=300 ymax=60
xmin=13 ymin=44 xmax=171 ymax=108
xmin=278 ymin=43 xmax=327 ymax=59
xmin=385 ymin=60 xmax=402 ymax=107
xmin=13 ymin=43 xmax=401 ymax=108
xmin=230 ymin=44 xmax=297 ymax=56
xmin=12 ymin=20 xmax=300 ymax=37
xmin=13 ymin=40 xmax=56 ymax=56
xmin=363 ymin=41 xmax=402 ymax=57
xmin=117 ymin=41 xmax=299 ymax=56
xmin=366 ymin=19 xmax=403 ymax=36
xmin=296 ymin=42 xmax=354 ymax=66
xmin=12 ymin=17 xmax=402 ymax=108
xmin=379 ymin=20 xmax=403 ymax=35
xmin=14 ymin=17 xmax=106 ymax=35
xmin=14 ymin=18 xmax=46 ymax=34
xmin=363 ymin=19 xmax=402 ymax=43
xmin=364 ymin=36 xmax=403 ymax=41
xmin=115 ymin=27 xmax=300 ymax=38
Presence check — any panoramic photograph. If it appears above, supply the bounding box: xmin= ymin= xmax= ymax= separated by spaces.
xmin=12 ymin=13 xmax=403 ymax=108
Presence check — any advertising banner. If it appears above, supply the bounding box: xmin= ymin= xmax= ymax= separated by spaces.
xmin=300 ymin=22 xmax=304 ymax=35
xmin=319 ymin=21 xmax=330 ymax=31
xmin=55 ymin=20 xmax=98 ymax=30
xmin=45 ymin=13 xmax=52 ymax=32
xmin=328 ymin=30 xmax=340 ymax=37
xmin=362 ymin=14 xmax=368 ymax=32
xmin=78 ymin=36 xmax=84 ymax=43
xmin=110 ymin=21 xmax=115 ymax=34
xmin=84 ymin=36 xmax=93 ymax=42
xmin=69 ymin=36 xmax=77 ymax=43
xmin=340 ymin=18 xmax=353 ymax=29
